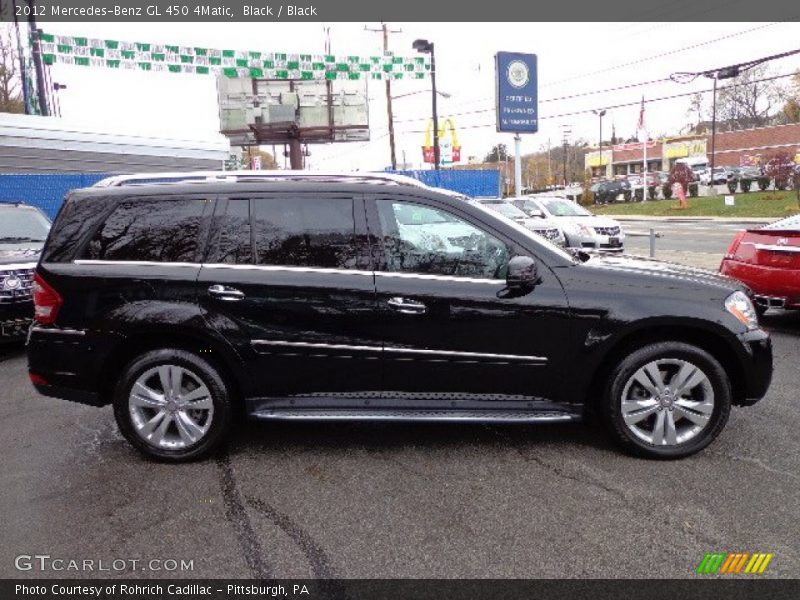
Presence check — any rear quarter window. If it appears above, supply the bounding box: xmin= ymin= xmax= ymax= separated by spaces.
xmin=83 ymin=197 xmax=209 ymax=262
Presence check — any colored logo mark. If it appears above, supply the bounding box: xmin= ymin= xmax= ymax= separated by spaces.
xmin=696 ymin=552 xmax=774 ymax=574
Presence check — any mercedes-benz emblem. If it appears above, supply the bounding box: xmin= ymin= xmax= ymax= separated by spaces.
xmin=3 ymin=275 xmax=21 ymax=291
xmin=507 ymin=60 xmax=530 ymax=89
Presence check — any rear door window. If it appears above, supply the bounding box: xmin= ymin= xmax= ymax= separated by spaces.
xmin=83 ymin=197 xmax=209 ymax=262
xmin=252 ymin=196 xmax=359 ymax=270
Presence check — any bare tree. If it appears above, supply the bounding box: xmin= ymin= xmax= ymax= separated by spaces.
xmin=714 ymin=64 xmax=786 ymax=130
xmin=1 ymin=24 xmax=24 ymax=114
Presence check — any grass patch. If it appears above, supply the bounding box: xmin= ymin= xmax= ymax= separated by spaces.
xmin=592 ymin=190 xmax=800 ymax=218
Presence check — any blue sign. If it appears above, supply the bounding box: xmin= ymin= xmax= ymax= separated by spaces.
xmin=496 ymin=52 xmax=538 ymax=134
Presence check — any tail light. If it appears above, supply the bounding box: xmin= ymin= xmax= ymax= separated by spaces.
xmin=29 ymin=373 xmax=48 ymax=386
xmin=724 ymin=230 xmax=747 ymax=260
xmin=32 ymin=272 xmax=62 ymax=325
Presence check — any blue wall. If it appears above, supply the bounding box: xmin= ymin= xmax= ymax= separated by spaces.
xmin=0 ymin=174 xmax=108 ymax=219
xmin=0 ymin=169 xmax=501 ymax=220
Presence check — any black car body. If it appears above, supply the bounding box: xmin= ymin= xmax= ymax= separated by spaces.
xmin=0 ymin=202 xmax=51 ymax=342
xmin=591 ymin=179 xmax=632 ymax=203
xmin=27 ymin=173 xmax=772 ymax=461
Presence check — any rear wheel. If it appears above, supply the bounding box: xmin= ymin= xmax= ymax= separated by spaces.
xmin=602 ymin=342 xmax=731 ymax=459
xmin=113 ymin=349 xmax=232 ymax=462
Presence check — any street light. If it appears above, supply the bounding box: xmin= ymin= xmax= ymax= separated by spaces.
xmin=412 ymin=38 xmax=439 ymax=170
xmin=592 ymin=109 xmax=607 ymax=179
xmin=671 ymin=64 xmax=742 ymax=193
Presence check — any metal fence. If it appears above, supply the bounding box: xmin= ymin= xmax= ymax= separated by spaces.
xmin=1 ymin=169 xmax=503 ymax=221
xmin=0 ymin=174 xmax=108 ymax=219
xmin=391 ymin=169 xmax=501 ymax=198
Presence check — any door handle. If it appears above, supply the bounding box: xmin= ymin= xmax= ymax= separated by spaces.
xmin=387 ymin=297 xmax=427 ymax=315
xmin=208 ymin=284 xmax=245 ymax=301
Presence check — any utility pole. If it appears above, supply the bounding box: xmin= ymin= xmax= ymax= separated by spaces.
xmin=26 ymin=0 xmax=49 ymax=116
xmin=561 ymin=124 xmax=572 ymax=188
xmin=366 ymin=23 xmax=402 ymax=170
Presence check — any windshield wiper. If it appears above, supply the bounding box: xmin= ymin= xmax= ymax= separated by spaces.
xmin=0 ymin=236 xmax=45 ymax=242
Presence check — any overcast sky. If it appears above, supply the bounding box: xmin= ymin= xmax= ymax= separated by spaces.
xmin=41 ymin=21 xmax=800 ymax=170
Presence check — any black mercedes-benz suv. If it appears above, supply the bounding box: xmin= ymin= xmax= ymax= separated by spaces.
xmin=27 ymin=172 xmax=772 ymax=461
xmin=1 ymin=202 xmax=51 ymax=342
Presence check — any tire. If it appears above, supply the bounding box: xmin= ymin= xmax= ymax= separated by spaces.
xmin=113 ymin=349 xmax=233 ymax=462
xmin=602 ymin=342 xmax=731 ymax=459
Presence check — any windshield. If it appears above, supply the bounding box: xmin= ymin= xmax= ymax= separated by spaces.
xmin=482 ymin=201 xmax=527 ymax=219
xmin=540 ymin=198 xmax=591 ymax=217
xmin=0 ymin=206 xmax=51 ymax=242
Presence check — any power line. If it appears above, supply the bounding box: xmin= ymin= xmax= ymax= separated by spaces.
xmin=394 ymin=77 xmax=673 ymax=124
xmin=542 ymin=21 xmax=787 ymax=88
xmin=393 ymin=71 xmax=799 ymax=135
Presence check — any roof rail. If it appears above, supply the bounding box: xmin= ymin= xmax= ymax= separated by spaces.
xmin=93 ymin=170 xmax=432 ymax=189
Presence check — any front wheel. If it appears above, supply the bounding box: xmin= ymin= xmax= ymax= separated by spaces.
xmin=113 ymin=349 xmax=232 ymax=462
xmin=602 ymin=342 xmax=731 ymax=459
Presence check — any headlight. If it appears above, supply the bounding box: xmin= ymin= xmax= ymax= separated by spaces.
xmin=725 ymin=291 xmax=758 ymax=330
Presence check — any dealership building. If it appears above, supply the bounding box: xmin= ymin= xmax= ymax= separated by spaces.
xmin=0 ymin=112 xmax=229 ymax=174
xmin=585 ymin=122 xmax=800 ymax=177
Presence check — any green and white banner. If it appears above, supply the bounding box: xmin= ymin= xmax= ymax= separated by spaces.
xmin=39 ymin=32 xmax=431 ymax=80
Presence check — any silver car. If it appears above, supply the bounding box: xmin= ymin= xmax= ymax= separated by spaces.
xmin=511 ymin=196 xmax=625 ymax=252
xmin=472 ymin=199 xmax=567 ymax=247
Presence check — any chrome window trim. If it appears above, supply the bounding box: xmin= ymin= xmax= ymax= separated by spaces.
xmin=70 ymin=260 xmax=503 ymax=285
xmin=74 ymin=259 xmax=199 ymax=268
xmin=202 ymin=263 xmax=374 ymax=277
xmin=375 ymin=271 xmax=500 ymax=285
xmin=0 ymin=262 xmax=37 ymax=271
xmin=30 ymin=326 xmax=86 ymax=336
xmin=251 ymin=339 xmax=547 ymax=364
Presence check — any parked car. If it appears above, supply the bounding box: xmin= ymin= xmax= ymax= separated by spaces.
xmin=511 ymin=196 xmax=625 ymax=252
xmin=719 ymin=214 xmax=800 ymax=314
xmin=473 ymin=199 xmax=566 ymax=246
xmin=0 ymin=201 xmax=51 ymax=342
xmin=699 ymin=167 xmax=732 ymax=186
xmin=28 ymin=171 xmax=772 ymax=461
xmin=591 ymin=179 xmax=632 ymax=204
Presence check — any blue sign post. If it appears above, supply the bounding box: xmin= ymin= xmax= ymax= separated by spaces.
xmin=496 ymin=51 xmax=538 ymax=196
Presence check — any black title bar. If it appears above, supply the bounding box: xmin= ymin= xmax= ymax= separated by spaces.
xmin=1 ymin=0 xmax=800 ymax=21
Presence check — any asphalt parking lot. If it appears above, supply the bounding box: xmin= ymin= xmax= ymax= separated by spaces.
xmin=1 ymin=303 xmax=798 ymax=580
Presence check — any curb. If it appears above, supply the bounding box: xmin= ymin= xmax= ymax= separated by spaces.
xmin=612 ymin=216 xmax=776 ymax=223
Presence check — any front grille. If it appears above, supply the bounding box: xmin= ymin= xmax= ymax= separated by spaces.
xmin=532 ymin=228 xmax=561 ymax=241
xmin=594 ymin=226 xmax=621 ymax=236
xmin=0 ymin=268 xmax=35 ymax=304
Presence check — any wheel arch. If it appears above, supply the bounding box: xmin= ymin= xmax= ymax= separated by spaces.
xmin=99 ymin=328 xmax=248 ymax=408
xmin=584 ymin=321 xmax=746 ymax=412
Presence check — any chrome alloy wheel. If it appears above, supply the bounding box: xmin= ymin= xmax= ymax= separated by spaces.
xmin=620 ymin=359 xmax=714 ymax=447
xmin=128 ymin=365 xmax=214 ymax=450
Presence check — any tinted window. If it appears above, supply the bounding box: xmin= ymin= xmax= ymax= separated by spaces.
xmin=253 ymin=196 xmax=358 ymax=269
xmin=84 ymin=198 xmax=207 ymax=262
xmin=207 ymin=198 xmax=253 ymax=264
xmin=376 ymin=199 xmax=509 ymax=279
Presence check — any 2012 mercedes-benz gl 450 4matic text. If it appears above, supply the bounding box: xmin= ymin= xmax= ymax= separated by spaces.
xmin=27 ymin=172 xmax=772 ymax=462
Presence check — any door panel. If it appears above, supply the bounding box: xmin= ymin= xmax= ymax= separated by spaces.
xmin=198 ymin=193 xmax=381 ymax=401
xmin=368 ymin=195 xmax=570 ymax=402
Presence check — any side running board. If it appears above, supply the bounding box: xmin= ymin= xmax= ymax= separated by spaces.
xmin=249 ymin=408 xmax=581 ymax=423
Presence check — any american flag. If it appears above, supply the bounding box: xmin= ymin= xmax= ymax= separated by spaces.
xmin=637 ymin=96 xmax=646 ymax=133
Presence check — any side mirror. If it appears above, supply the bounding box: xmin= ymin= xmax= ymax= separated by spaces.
xmin=527 ymin=209 xmax=545 ymax=218
xmin=506 ymin=255 xmax=539 ymax=291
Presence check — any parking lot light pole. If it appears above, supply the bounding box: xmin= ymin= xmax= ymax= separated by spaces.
xmin=413 ymin=39 xmax=439 ymax=170
xmin=593 ymin=109 xmax=607 ymax=179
